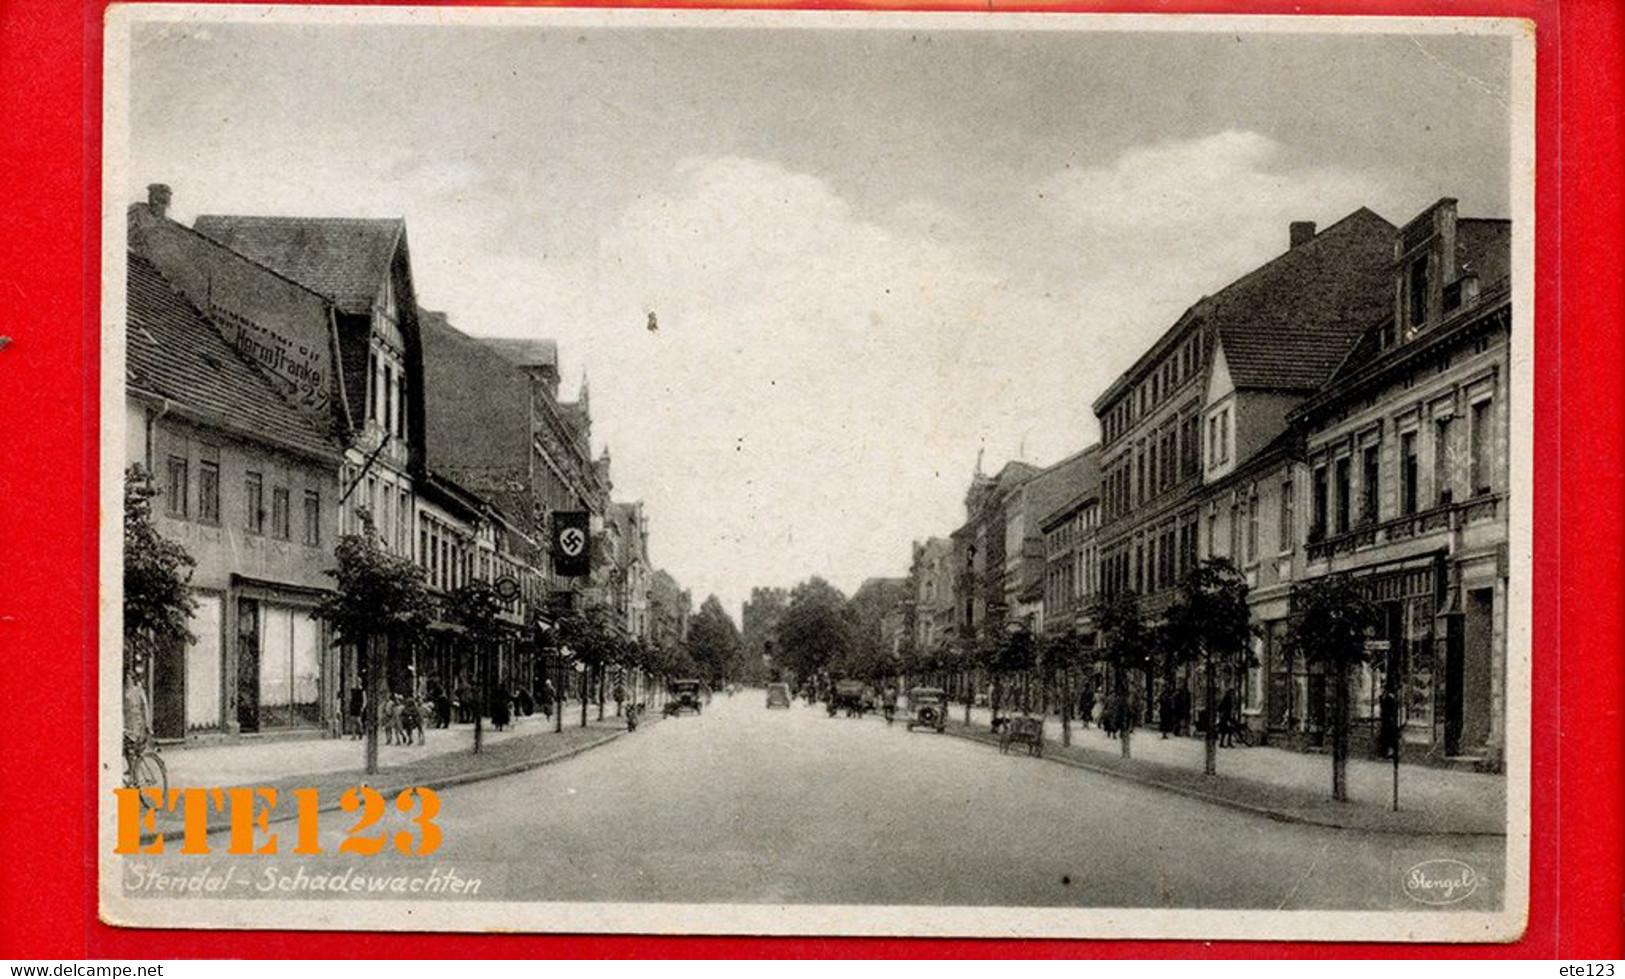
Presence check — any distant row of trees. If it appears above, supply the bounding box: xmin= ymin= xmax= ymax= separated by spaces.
xmin=759 ymin=557 xmax=1380 ymax=803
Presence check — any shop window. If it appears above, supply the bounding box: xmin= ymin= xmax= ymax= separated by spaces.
xmin=165 ymin=456 xmax=188 ymax=518
xmin=1245 ymin=636 xmax=1264 ymax=713
xmin=198 ymin=460 xmax=219 ymax=525
xmin=254 ymin=604 xmax=322 ymax=728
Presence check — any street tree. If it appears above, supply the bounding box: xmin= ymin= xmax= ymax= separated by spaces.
xmin=1042 ymin=627 xmax=1094 ymax=747
xmin=555 ymin=603 xmax=620 ymax=726
xmin=123 ymin=465 xmax=197 ymax=677
xmin=443 ymin=578 xmax=505 ymax=754
xmin=1091 ymin=590 xmax=1153 ymax=759
xmin=775 ymin=577 xmax=851 ymax=689
xmin=986 ymin=620 xmax=1039 ymax=722
xmin=688 ymin=595 xmax=744 ymax=687
xmin=1285 ymin=573 xmax=1380 ymax=802
xmin=313 ymin=525 xmax=435 ymax=775
xmin=1163 ymin=558 xmax=1258 ymax=776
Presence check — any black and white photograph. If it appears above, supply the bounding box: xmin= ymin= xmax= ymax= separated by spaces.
xmin=100 ymin=6 xmax=1534 ymax=941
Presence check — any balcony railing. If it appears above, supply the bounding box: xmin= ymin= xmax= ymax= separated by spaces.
xmin=1305 ymin=493 xmax=1503 ymax=562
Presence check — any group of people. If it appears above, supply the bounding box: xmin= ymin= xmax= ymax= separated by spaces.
xmin=1058 ymin=681 xmax=1249 ymax=746
xmin=344 ymin=670 xmax=563 ymax=742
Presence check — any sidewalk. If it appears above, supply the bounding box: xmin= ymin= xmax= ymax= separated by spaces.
xmin=145 ymin=708 xmax=644 ymax=839
xmin=946 ymin=705 xmax=1505 ymax=837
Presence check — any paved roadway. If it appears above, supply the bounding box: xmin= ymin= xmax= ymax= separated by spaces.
xmin=388 ymin=695 xmax=1506 ymax=909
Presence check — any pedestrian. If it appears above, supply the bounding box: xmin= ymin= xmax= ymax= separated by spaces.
xmin=491 ymin=678 xmax=511 ymax=731
xmin=428 ymin=679 xmax=451 ymax=729
xmin=1218 ymin=688 xmax=1237 ymax=748
xmin=1091 ymin=690 xmax=1106 ymax=731
xmin=1159 ymin=686 xmax=1177 ymax=739
xmin=123 ymin=661 xmax=153 ymax=758
xmin=347 ymin=683 xmax=367 ymax=739
xmin=454 ymin=676 xmax=474 ymax=724
xmin=1175 ymin=686 xmax=1193 ymax=738
xmin=540 ymin=678 xmax=556 ymax=719
xmin=1379 ymin=685 xmax=1400 ymax=759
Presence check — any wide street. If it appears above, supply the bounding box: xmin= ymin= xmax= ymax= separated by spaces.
xmin=398 ymin=694 xmax=1505 ymax=910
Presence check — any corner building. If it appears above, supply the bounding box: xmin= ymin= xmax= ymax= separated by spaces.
xmin=1287 ymin=199 xmax=1512 ymax=769
xmin=1091 ymin=209 xmax=1398 ymax=722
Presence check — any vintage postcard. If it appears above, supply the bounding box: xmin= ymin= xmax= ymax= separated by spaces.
xmin=99 ymin=4 xmax=1535 ymax=941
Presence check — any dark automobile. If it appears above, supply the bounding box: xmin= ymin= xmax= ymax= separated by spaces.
xmin=828 ymin=679 xmax=871 ymax=717
xmin=765 ymin=682 xmax=792 ymax=709
xmin=905 ymin=687 xmax=948 ymax=733
xmin=665 ymin=678 xmax=703 ymax=716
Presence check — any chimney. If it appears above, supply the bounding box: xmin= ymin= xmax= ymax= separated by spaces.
xmin=1290 ymin=221 xmax=1316 ymax=249
xmin=147 ymin=183 xmax=172 ymax=220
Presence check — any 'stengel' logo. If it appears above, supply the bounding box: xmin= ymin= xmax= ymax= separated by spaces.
xmin=1402 ymin=859 xmax=1480 ymax=905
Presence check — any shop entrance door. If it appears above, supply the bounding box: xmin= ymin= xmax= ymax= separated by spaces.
xmin=1443 ymin=615 xmax=1465 ymax=755
xmin=1459 ymin=589 xmax=1495 ymax=752
xmin=236 ymin=598 xmax=261 ymax=733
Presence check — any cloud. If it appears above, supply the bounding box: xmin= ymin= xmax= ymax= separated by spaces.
xmin=431 ymin=155 xmax=1105 ymax=610
xmin=427 ymin=140 xmax=1408 ymax=613
xmin=1037 ymin=129 xmax=1400 ymax=307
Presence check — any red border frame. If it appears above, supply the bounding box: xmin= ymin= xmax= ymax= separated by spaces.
xmin=0 ymin=0 xmax=1617 ymax=959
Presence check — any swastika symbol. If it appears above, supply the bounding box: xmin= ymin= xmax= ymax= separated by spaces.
xmin=559 ymin=527 xmax=586 ymax=557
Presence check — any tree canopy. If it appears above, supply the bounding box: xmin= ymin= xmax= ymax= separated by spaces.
xmin=123 ymin=465 xmax=196 ymax=670
xmin=774 ymin=577 xmax=851 ymax=682
xmin=688 ymin=594 xmax=745 ymax=683
xmin=313 ymin=532 xmax=435 ymax=648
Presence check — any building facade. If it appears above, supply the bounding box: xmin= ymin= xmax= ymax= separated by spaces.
xmin=909 ymin=537 xmax=955 ymax=655
xmin=1092 ymin=209 xmax=1398 ymax=724
xmin=190 ymin=211 xmax=435 ymax=716
xmin=125 ymin=243 xmax=344 ymax=740
xmin=1287 ymin=199 xmax=1512 ymax=769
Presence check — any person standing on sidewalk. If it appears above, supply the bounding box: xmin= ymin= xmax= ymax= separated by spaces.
xmin=123 ymin=662 xmax=152 ymax=756
xmin=1217 ymin=687 xmax=1237 ymax=748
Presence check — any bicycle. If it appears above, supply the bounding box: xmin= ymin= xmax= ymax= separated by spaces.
xmin=123 ymin=734 xmax=168 ymax=810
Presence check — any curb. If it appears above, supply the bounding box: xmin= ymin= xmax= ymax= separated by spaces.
xmin=140 ymin=721 xmax=642 ymax=843
xmin=943 ymin=725 xmax=1506 ymax=840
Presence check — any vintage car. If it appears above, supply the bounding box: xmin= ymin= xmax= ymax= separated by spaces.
xmin=828 ymin=679 xmax=871 ymax=717
xmin=905 ymin=687 xmax=948 ymax=733
xmin=765 ymin=682 xmax=792 ymax=709
xmin=664 ymin=678 xmax=704 ymax=716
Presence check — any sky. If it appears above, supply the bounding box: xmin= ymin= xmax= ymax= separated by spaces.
xmin=125 ymin=12 xmax=1516 ymax=618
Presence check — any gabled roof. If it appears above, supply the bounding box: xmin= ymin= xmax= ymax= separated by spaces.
xmin=418 ymin=309 xmax=534 ymax=473
xmin=126 ymin=252 xmax=338 ymax=462
xmin=1094 ymin=207 xmax=1396 ymax=411
xmin=479 ymin=336 xmax=560 ymax=370
xmin=192 ymin=215 xmax=405 ymax=314
xmin=1022 ymin=445 xmax=1100 ymax=530
xmin=1206 ymin=207 xmax=1397 ymax=391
